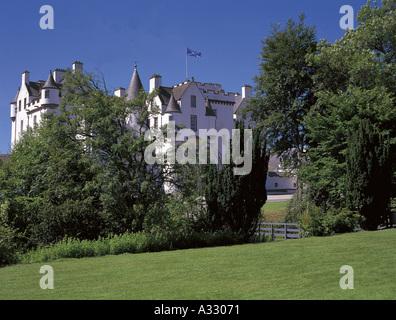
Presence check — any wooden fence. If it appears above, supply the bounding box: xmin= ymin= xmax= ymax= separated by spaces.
xmin=256 ymin=223 xmax=302 ymax=240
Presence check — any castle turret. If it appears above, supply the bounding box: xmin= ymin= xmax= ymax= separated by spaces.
xmin=164 ymin=94 xmax=182 ymax=114
xmin=126 ymin=64 xmax=143 ymax=101
xmin=41 ymin=71 xmax=60 ymax=108
xmin=10 ymin=88 xmax=19 ymax=120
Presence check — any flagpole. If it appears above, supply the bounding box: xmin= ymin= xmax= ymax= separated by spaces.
xmin=186 ymin=47 xmax=188 ymax=81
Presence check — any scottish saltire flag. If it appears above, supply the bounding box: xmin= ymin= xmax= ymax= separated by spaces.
xmin=187 ymin=47 xmax=201 ymax=58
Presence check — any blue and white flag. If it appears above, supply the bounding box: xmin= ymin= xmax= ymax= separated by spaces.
xmin=187 ymin=47 xmax=201 ymax=58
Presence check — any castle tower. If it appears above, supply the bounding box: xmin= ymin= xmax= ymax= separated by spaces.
xmin=126 ymin=64 xmax=143 ymax=101
xmin=41 ymin=71 xmax=60 ymax=108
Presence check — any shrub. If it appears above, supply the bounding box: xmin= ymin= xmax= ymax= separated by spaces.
xmin=284 ymin=192 xmax=311 ymax=223
xmin=0 ymin=223 xmax=18 ymax=266
xmin=0 ymin=203 xmax=19 ymax=265
xmin=16 ymin=229 xmax=244 ymax=265
xmin=298 ymin=204 xmax=364 ymax=237
xmin=298 ymin=203 xmax=325 ymax=237
xmin=322 ymin=208 xmax=364 ymax=234
xmin=30 ymin=198 xmax=105 ymax=246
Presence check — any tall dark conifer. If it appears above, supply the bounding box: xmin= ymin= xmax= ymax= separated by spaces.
xmin=346 ymin=119 xmax=392 ymax=230
xmin=203 ymin=120 xmax=269 ymax=240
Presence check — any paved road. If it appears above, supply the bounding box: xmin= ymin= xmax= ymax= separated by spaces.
xmin=267 ymin=194 xmax=294 ymax=202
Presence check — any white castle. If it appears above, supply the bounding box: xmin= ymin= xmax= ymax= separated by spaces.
xmin=9 ymin=60 xmax=296 ymax=191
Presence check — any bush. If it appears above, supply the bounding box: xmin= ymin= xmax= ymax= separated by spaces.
xmin=322 ymin=208 xmax=364 ymax=234
xmin=17 ymin=229 xmax=244 ymax=265
xmin=0 ymin=223 xmax=18 ymax=266
xmin=30 ymin=198 xmax=105 ymax=246
xmin=298 ymin=204 xmax=364 ymax=237
xmin=298 ymin=203 xmax=325 ymax=237
xmin=0 ymin=203 xmax=19 ymax=265
xmin=284 ymin=192 xmax=311 ymax=223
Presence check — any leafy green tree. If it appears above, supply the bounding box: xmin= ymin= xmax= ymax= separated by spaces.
xmin=0 ymin=69 xmax=172 ymax=246
xmin=346 ymin=119 xmax=392 ymax=230
xmin=246 ymin=14 xmax=317 ymax=168
xmin=53 ymin=69 xmax=169 ymax=234
xmin=301 ymin=86 xmax=395 ymax=209
xmin=0 ymin=109 xmax=103 ymax=246
xmin=300 ymin=0 xmax=396 ymax=211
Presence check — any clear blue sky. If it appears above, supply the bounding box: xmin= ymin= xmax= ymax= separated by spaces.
xmin=0 ymin=0 xmax=367 ymax=153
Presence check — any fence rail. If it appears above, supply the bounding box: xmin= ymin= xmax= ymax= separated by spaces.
xmin=257 ymin=223 xmax=302 ymax=240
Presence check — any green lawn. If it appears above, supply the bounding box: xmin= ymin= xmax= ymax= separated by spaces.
xmin=261 ymin=201 xmax=289 ymax=222
xmin=0 ymin=229 xmax=395 ymax=300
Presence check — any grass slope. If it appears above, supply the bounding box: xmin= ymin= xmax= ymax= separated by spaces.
xmin=261 ymin=201 xmax=288 ymax=222
xmin=0 ymin=229 xmax=395 ymax=300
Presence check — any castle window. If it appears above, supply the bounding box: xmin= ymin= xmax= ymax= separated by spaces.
xmin=154 ymin=117 xmax=158 ymax=129
xmin=34 ymin=116 xmax=37 ymax=126
xmin=169 ymin=115 xmax=174 ymax=122
xmin=274 ymin=183 xmax=278 ymax=188
xmin=45 ymin=90 xmax=50 ymax=98
xmin=191 ymin=95 xmax=196 ymax=108
xmin=19 ymin=101 xmax=21 ymax=112
xmin=24 ymin=98 xmax=27 ymax=109
xmin=190 ymin=115 xmax=197 ymax=132
xmin=20 ymin=120 xmax=23 ymax=134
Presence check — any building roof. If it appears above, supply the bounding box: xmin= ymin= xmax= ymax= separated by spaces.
xmin=26 ymin=81 xmax=42 ymax=97
xmin=205 ymin=98 xmax=216 ymax=117
xmin=126 ymin=65 xmax=143 ymax=101
xmin=157 ymin=86 xmax=172 ymax=105
xmin=43 ymin=71 xmax=58 ymax=89
xmin=172 ymin=81 xmax=193 ymax=100
xmin=11 ymin=88 xmax=20 ymax=104
xmin=164 ymin=94 xmax=182 ymax=113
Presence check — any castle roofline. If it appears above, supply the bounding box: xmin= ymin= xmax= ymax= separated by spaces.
xmin=126 ymin=65 xmax=144 ymax=101
xmin=43 ymin=71 xmax=58 ymax=89
xmin=11 ymin=88 xmax=20 ymax=104
xmin=164 ymin=94 xmax=182 ymax=114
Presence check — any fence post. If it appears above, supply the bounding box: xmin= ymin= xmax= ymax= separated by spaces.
xmin=258 ymin=223 xmax=261 ymax=237
xmin=271 ymin=224 xmax=274 ymax=241
xmin=284 ymin=224 xmax=287 ymax=240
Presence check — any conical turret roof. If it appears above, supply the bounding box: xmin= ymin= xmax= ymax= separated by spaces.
xmin=11 ymin=88 xmax=20 ymax=104
xmin=126 ymin=65 xmax=143 ymax=101
xmin=164 ymin=94 xmax=182 ymax=113
xmin=43 ymin=71 xmax=58 ymax=89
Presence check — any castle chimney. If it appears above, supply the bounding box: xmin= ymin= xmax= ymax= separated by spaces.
xmin=72 ymin=61 xmax=83 ymax=72
xmin=22 ymin=71 xmax=30 ymax=85
xmin=114 ymin=87 xmax=126 ymax=97
xmin=150 ymin=74 xmax=162 ymax=93
xmin=53 ymin=69 xmax=66 ymax=83
xmin=242 ymin=84 xmax=252 ymax=99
